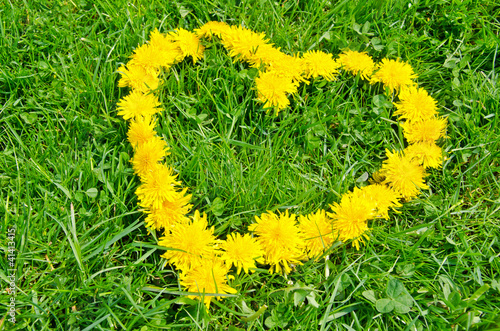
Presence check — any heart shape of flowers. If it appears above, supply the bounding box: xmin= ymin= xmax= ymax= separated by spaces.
xmin=116 ymin=21 xmax=447 ymax=307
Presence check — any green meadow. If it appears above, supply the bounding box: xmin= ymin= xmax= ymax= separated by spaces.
xmin=1 ymin=0 xmax=499 ymax=330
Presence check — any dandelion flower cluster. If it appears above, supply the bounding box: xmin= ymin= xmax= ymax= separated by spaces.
xmin=116 ymin=21 xmax=447 ymax=307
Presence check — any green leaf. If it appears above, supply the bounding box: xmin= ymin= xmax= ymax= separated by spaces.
xmin=306 ymin=290 xmax=319 ymax=308
xmin=85 ymin=188 xmax=98 ymax=199
xmin=362 ymin=21 xmax=371 ymax=35
xmin=447 ymin=291 xmax=461 ymax=309
xmin=394 ymin=292 xmax=413 ymax=308
xmin=240 ymin=305 xmax=267 ymax=323
xmin=393 ymin=300 xmax=411 ymax=314
xmin=468 ymin=284 xmax=490 ymax=302
xmin=386 ymin=279 xmax=404 ymax=299
xmin=211 ymin=197 xmax=224 ymax=216
xmin=362 ymin=290 xmax=377 ymax=303
xmin=375 ymin=298 xmax=394 ymax=313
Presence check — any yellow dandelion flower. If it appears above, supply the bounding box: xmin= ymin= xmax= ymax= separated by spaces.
xmin=148 ymin=29 xmax=183 ymax=68
xmin=127 ymin=116 xmax=157 ymax=148
xmin=130 ymin=136 xmax=169 ymax=178
xmin=404 ymin=142 xmax=443 ymax=169
xmin=220 ymin=233 xmax=264 ymax=274
xmin=370 ymin=169 xmax=386 ymax=184
xmin=159 ymin=210 xmax=220 ymax=271
xmin=327 ymin=189 xmax=376 ymax=250
xmin=221 ymin=25 xmax=270 ymax=61
xmin=301 ymin=50 xmax=340 ymax=81
xmin=255 ymin=70 xmax=298 ymax=113
xmin=264 ymin=52 xmax=308 ymax=83
xmin=117 ymin=64 xmax=161 ymax=92
xmin=135 ymin=164 xmax=181 ymax=210
xmin=298 ymin=209 xmax=335 ymax=259
xmin=393 ymin=86 xmax=438 ymax=122
xmin=381 ymin=149 xmax=429 ymax=200
xmin=371 ymin=58 xmax=417 ymax=92
xmin=195 ymin=21 xmax=231 ymax=39
xmin=359 ymin=184 xmax=402 ymax=219
xmin=116 ymin=90 xmax=161 ymax=121
xmin=246 ymin=43 xmax=282 ymax=68
xmin=337 ymin=50 xmax=375 ymax=80
xmin=179 ymin=256 xmax=237 ymax=308
xmin=168 ymin=28 xmax=205 ymax=64
xmin=402 ymin=116 xmax=447 ymax=143
xmin=144 ymin=188 xmax=192 ymax=231
xmin=128 ymin=43 xmax=168 ymax=71
xmin=248 ymin=210 xmax=305 ymax=274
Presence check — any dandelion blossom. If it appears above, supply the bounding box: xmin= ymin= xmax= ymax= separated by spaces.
xmin=117 ymin=64 xmax=161 ymax=92
xmin=405 ymin=142 xmax=443 ymax=169
xmin=148 ymin=29 xmax=183 ymax=68
xmin=180 ymin=257 xmax=237 ymax=308
xmin=136 ymin=164 xmax=181 ymax=210
xmin=130 ymin=136 xmax=169 ymax=178
xmin=380 ymin=149 xmax=429 ymax=200
xmin=298 ymin=209 xmax=335 ymax=259
xmin=127 ymin=116 xmax=157 ymax=148
xmin=264 ymin=52 xmax=308 ymax=83
xmin=144 ymin=188 xmax=192 ymax=231
xmin=159 ymin=210 xmax=220 ymax=271
xmin=129 ymin=43 xmax=168 ymax=71
xmin=222 ymin=25 xmax=270 ymax=61
xmin=248 ymin=210 xmax=305 ymax=274
xmin=117 ymin=90 xmax=161 ymax=121
xmin=302 ymin=50 xmax=340 ymax=81
xmin=168 ymin=28 xmax=205 ymax=63
xmin=220 ymin=233 xmax=264 ymax=274
xmin=195 ymin=21 xmax=231 ymax=39
xmin=360 ymin=184 xmax=402 ymax=219
xmin=255 ymin=71 xmax=298 ymax=113
xmin=394 ymin=86 xmax=438 ymax=121
xmin=371 ymin=58 xmax=417 ymax=92
xmin=327 ymin=189 xmax=376 ymax=250
xmin=337 ymin=50 xmax=376 ymax=80
xmin=402 ymin=117 xmax=447 ymax=143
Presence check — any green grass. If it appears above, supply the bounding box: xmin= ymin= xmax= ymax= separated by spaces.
xmin=1 ymin=0 xmax=500 ymax=330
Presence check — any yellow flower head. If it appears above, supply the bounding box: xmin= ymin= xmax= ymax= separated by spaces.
xmin=220 ymin=233 xmax=264 ymax=274
xmin=264 ymin=52 xmax=308 ymax=83
xmin=195 ymin=21 xmax=231 ymax=39
xmin=371 ymin=58 xmax=417 ymax=92
xmin=394 ymin=86 xmax=438 ymax=122
xmin=380 ymin=149 xmax=429 ymax=200
xmin=130 ymin=136 xmax=169 ymax=178
xmin=144 ymin=188 xmax=192 ymax=231
xmin=128 ymin=43 xmax=167 ymax=71
xmin=301 ymin=50 xmax=340 ymax=81
xmin=159 ymin=210 xmax=220 ymax=272
xmin=255 ymin=70 xmax=298 ymax=113
xmin=135 ymin=164 xmax=181 ymax=210
xmin=298 ymin=209 xmax=335 ymax=259
xmin=327 ymin=188 xmax=376 ymax=250
xmin=359 ymin=184 xmax=402 ymax=219
xmin=222 ymin=25 xmax=270 ymax=61
xmin=248 ymin=210 xmax=305 ymax=274
xmin=117 ymin=64 xmax=161 ymax=92
xmin=179 ymin=256 xmax=237 ymax=308
xmin=404 ymin=142 xmax=443 ymax=169
xmin=337 ymin=50 xmax=376 ymax=80
xmin=148 ymin=29 xmax=183 ymax=68
xmin=402 ymin=116 xmax=447 ymax=144
xmin=117 ymin=90 xmax=161 ymax=121
xmin=168 ymin=28 xmax=205 ymax=63
xmin=127 ymin=116 xmax=157 ymax=149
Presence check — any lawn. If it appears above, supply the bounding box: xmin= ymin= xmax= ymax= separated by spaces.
xmin=1 ymin=0 xmax=500 ymax=330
